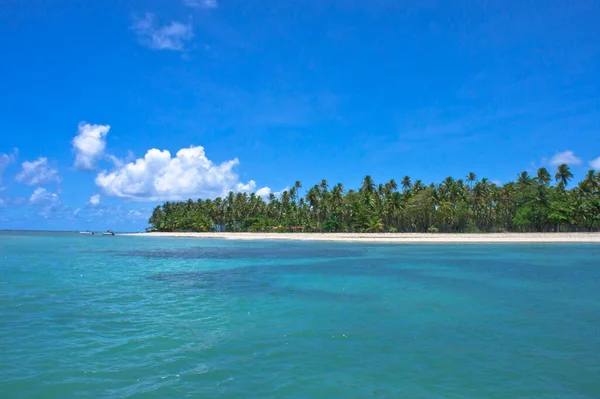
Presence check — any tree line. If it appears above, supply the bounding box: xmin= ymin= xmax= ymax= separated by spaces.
xmin=149 ymin=164 xmax=600 ymax=233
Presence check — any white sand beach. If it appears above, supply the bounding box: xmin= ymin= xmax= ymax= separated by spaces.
xmin=124 ymin=232 xmax=600 ymax=243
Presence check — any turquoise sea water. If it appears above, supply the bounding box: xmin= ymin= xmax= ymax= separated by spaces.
xmin=1 ymin=232 xmax=599 ymax=398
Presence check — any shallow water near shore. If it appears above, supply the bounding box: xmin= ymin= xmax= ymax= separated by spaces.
xmin=1 ymin=231 xmax=600 ymax=398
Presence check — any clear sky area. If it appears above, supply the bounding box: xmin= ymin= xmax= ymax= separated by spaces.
xmin=1 ymin=0 xmax=599 ymax=231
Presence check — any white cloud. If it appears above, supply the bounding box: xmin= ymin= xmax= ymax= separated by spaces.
xmin=95 ymin=145 xmax=268 ymax=201
xmin=29 ymin=187 xmax=60 ymax=205
xmin=89 ymin=194 xmax=101 ymax=206
xmin=72 ymin=123 xmax=111 ymax=171
xmin=184 ymin=0 xmax=218 ymax=8
xmin=131 ymin=13 xmax=193 ymax=52
xmin=0 ymin=148 xmax=18 ymax=186
xmin=27 ymin=188 xmax=70 ymax=220
xmin=256 ymin=186 xmax=271 ymax=197
xmin=16 ymin=157 xmax=61 ymax=186
xmin=549 ymin=150 xmax=582 ymax=166
xmin=236 ymin=180 xmax=257 ymax=192
xmin=127 ymin=209 xmax=148 ymax=221
xmin=590 ymin=156 xmax=600 ymax=170
xmin=73 ymin=208 xmax=81 ymax=216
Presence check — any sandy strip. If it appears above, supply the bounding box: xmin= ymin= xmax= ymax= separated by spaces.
xmin=121 ymin=232 xmax=600 ymax=243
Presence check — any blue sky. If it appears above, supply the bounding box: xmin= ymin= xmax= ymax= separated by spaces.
xmin=1 ymin=0 xmax=599 ymax=231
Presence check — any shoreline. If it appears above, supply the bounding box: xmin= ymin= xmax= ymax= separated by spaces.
xmin=121 ymin=232 xmax=600 ymax=243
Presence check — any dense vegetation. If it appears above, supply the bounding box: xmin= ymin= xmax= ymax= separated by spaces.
xmin=149 ymin=164 xmax=600 ymax=233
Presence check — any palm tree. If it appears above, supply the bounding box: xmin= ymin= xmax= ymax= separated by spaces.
xmin=319 ymin=181 xmax=330 ymax=224
xmin=555 ymin=164 xmax=574 ymax=189
xmin=536 ymin=167 xmax=551 ymax=185
xmin=412 ymin=180 xmax=424 ymax=192
xmin=148 ymin=168 xmax=600 ymax=233
xmin=365 ymin=217 xmax=384 ymax=232
xmin=466 ymin=172 xmax=477 ymax=189
xmin=581 ymin=170 xmax=599 ymax=192
xmin=361 ymin=175 xmax=375 ymax=194
xmin=387 ymin=179 xmax=398 ymax=193
xmin=293 ymin=181 xmax=302 ymax=201
xmin=306 ymin=185 xmax=320 ymax=224
xmin=331 ymin=183 xmax=344 ymax=211
xmin=290 ymin=180 xmax=303 ymax=226
xmin=401 ymin=176 xmax=412 ymax=192
xmin=320 ymin=179 xmax=329 ymax=194
xmin=517 ymin=171 xmax=532 ymax=186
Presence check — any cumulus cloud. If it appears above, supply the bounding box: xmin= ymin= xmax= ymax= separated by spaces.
xmin=29 ymin=187 xmax=60 ymax=205
xmin=72 ymin=123 xmax=111 ymax=171
xmin=16 ymin=157 xmax=61 ymax=185
xmin=89 ymin=194 xmax=101 ymax=206
xmin=131 ymin=13 xmax=193 ymax=51
xmin=590 ymin=156 xmax=600 ymax=170
xmin=0 ymin=148 xmax=18 ymax=186
xmin=184 ymin=0 xmax=218 ymax=8
xmin=256 ymin=186 xmax=271 ymax=197
xmin=95 ymin=146 xmax=268 ymax=201
xmin=236 ymin=180 xmax=257 ymax=192
xmin=549 ymin=150 xmax=582 ymax=166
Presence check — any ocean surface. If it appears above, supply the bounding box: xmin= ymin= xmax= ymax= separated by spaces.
xmin=1 ymin=232 xmax=599 ymax=399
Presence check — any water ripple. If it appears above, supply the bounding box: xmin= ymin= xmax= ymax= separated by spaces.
xmin=1 ymin=235 xmax=599 ymax=398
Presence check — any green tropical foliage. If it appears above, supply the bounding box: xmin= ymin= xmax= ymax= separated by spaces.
xmin=149 ymin=164 xmax=600 ymax=233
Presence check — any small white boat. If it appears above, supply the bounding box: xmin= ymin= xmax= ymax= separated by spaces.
xmin=79 ymin=231 xmax=94 ymax=235
xmin=102 ymin=230 xmax=115 ymax=236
